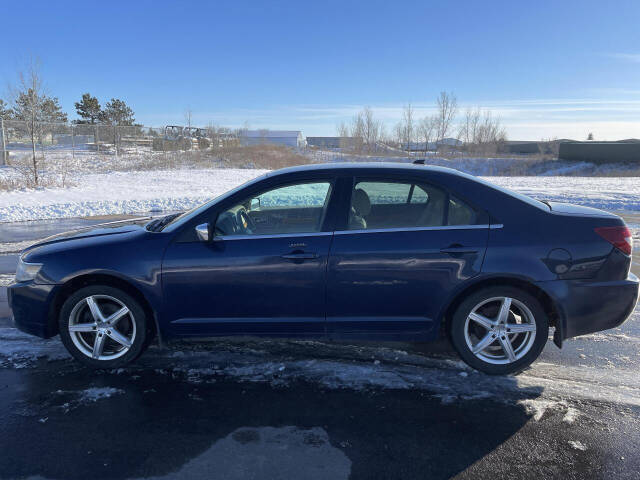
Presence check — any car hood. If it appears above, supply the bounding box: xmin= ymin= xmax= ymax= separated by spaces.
xmin=22 ymin=217 xmax=152 ymax=254
xmin=546 ymin=201 xmax=619 ymax=218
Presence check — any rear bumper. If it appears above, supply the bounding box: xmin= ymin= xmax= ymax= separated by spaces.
xmin=7 ymin=282 xmax=59 ymax=338
xmin=537 ymin=273 xmax=639 ymax=341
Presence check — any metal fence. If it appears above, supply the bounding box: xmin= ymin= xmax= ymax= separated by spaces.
xmin=0 ymin=119 xmax=239 ymax=166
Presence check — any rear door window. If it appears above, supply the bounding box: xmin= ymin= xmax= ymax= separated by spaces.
xmin=348 ymin=180 xmax=447 ymax=230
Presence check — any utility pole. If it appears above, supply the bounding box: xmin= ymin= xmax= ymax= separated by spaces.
xmin=0 ymin=117 xmax=7 ymax=166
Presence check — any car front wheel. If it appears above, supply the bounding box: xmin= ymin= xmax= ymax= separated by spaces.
xmin=59 ymin=285 xmax=148 ymax=368
xmin=450 ymin=286 xmax=549 ymax=375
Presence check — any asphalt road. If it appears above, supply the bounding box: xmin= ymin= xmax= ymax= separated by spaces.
xmin=0 ymin=214 xmax=639 ymax=480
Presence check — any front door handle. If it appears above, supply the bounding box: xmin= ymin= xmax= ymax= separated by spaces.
xmin=281 ymin=252 xmax=319 ymax=260
xmin=440 ymin=245 xmax=478 ymax=254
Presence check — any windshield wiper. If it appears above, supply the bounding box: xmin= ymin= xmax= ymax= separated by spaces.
xmin=146 ymin=213 xmax=182 ymax=232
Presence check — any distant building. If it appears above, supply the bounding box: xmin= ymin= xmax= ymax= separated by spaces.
xmin=402 ymin=138 xmax=462 ymax=152
xmin=307 ymin=137 xmax=363 ymax=149
xmin=559 ymin=140 xmax=640 ymax=164
xmin=239 ymin=130 xmax=305 ymax=148
xmin=503 ymin=141 xmax=541 ymax=155
xmin=402 ymin=142 xmax=434 ymax=152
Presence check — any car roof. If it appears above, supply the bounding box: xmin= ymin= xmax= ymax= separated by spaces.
xmin=267 ymin=162 xmax=467 ymax=178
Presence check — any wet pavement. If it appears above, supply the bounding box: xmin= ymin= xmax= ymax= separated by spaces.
xmin=0 ymin=213 xmax=639 ymax=479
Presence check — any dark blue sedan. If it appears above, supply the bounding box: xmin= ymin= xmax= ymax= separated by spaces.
xmin=8 ymin=163 xmax=639 ymax=374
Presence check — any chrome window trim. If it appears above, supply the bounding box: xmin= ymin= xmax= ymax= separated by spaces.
xmin=215 ymin=224 xmax=503 ymax=240
xmin=334 ymin=224 xmax=493 ymax=235
xmin=215 ymin=231 xmax=333 ymax=241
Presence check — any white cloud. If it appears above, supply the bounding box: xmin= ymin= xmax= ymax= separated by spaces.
xmin=608 ymin=53 xmax=640 ymax=63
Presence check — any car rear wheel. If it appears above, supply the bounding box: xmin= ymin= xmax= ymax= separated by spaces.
xmin=59 ymin=285 xmax=149 ymax=368
xmin=450 ymin=286 xmax=549 ymax=375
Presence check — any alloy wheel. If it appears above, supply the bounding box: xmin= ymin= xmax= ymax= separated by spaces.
xmin=463 ymin=296 xmax=537 ymax=365
xmin=68 ymin=295 xmax=136 ymax=361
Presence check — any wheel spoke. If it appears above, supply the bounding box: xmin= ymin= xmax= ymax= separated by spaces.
xmin=469 ymin=312 xmax=495 ymax=329
xmin=86 ymin=296 xmax=105 ymax=322
xmin=106 ymin=329 xmax=132 ymax=348
xmin=499 ymin=335 xmax=516 ymax=362
xmin=497 ymin=297 xmax=512 ymax=324
xmin=69 ymin=323 xmax=95 ymax=332
xmin=506 ymin=323 xmax=536 ymax=333
xmin=92 ymin=332 xmax=107 ymax=359
xmin=472 ymin=333 xmax=496 ymax=354
xmin=106 ymin=307 xmax=129 ymax=326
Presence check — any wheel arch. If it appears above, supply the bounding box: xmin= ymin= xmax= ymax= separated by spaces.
xmin=438 ymin=275 xmax=563 ymax=347
xmin=49 ymin=273 xmax=161 ymax=345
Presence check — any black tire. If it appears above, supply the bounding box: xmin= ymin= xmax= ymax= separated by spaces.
xmin=449 ymin=286 xmax=549 ymax=375
xmin=58 ymin=285 xmax=149 ymax=369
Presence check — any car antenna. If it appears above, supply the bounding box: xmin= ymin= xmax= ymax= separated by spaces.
xmin=413 ymin=159 xmax=426 ymax=165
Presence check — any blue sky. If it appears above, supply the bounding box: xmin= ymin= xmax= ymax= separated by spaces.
xmin=2 ymin=0 xmax=639 ymax=140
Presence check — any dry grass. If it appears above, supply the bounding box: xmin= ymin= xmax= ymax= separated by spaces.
xmin=219 ymin=144 xmax=312 ymax=169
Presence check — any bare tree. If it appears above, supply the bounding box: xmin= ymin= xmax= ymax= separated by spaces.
xmin=339 ymin=107 xmax=383 ymax=152
xmin=435 ymin=91 xmax=458 ymax=144
xmin=458 ymin=107 xmax=506 ymax=155
xmin=336 ymin=121 xmax=350 ymax=149
xmin=418 ymin=115 xmax=437 ymax=156
xmin=395 ymin=103 xmax=415 ymax=153
xmin=336 ymin=122 xmax=349 ymax=138
xmin=258 ymin=128 xmax=269 ymax=144
xmin=458 ymin=108 xmax=480 ymax=146
xmin=8 ymin=58 xmax=46 ymax=185
xmin=361 ymin=106 xmax=382 ymax=151
xmin=350 ymin=111 xmax=365 ymax=148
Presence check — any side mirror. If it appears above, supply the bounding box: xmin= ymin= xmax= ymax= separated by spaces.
xmin=195 ymin=223 xmax=210 ymax=242
xmin=250 ymin=197 xmax=260 ymax=210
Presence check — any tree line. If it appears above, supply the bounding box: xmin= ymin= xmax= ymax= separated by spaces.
xmin=0 ymin=59 xmax=138 ymax=185
xmin=0 ymin=92 xmax=136 ymax=127
xmin=336 ymin=91 xmax=507 ymax=155
xmin=0 ymin=62 xmax=136 ymax=127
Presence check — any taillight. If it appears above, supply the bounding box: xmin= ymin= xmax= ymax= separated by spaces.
xmin=595 ymin=226 xmax=633 ymax=256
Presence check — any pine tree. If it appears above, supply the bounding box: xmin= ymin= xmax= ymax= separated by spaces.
xmin=0 ymin=99 xmax=11 ymax=119
xmin=100 ymin=98 xmax=135 ymax=125
xmin=41 ymin=96 xmax=68 ymax=123
xmin=11 ymin=90 xmax=67 ymax=123
xmin=74 ymin=93 xmax=101 ymax=124
xmin=587 ymin=132 xmax=594 ymax=141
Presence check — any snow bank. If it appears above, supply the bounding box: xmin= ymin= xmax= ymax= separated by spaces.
xmin=0 ymin=165 xmax=638 ymax=222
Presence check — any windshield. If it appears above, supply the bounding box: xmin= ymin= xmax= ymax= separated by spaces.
xmin=160 ymin=173 xmax=270 ymax=232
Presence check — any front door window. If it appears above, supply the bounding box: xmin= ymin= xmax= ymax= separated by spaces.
xmin=215 ymin=181 xmax=332 ymax=236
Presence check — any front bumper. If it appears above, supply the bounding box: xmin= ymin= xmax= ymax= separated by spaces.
xmin=538 ymin=273 xmax=639 ymax=341
xmin=7 ymin=282 xmax=59 ymax=338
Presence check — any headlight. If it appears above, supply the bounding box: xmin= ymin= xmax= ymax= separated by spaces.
xmin=15 ymin=258 xmax=43 ymax=282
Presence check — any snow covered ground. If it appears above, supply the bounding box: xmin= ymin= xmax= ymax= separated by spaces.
xmin=0 ymin=168 xmax=267 ymax=222
xmin=0 ymin=166 xmax=638 ymax=222
xmin=486 ymin=176 xmax=640 ymax=212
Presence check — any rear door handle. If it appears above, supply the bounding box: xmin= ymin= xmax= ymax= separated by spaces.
xmin=281 ymin=252 xmax=319 ymax=260
xmin=440 ymin=246 xmax=478 ymax=254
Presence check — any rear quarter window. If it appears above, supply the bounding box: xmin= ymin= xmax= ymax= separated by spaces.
xmin=448 ymin=195 xmax=478 ymax=225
